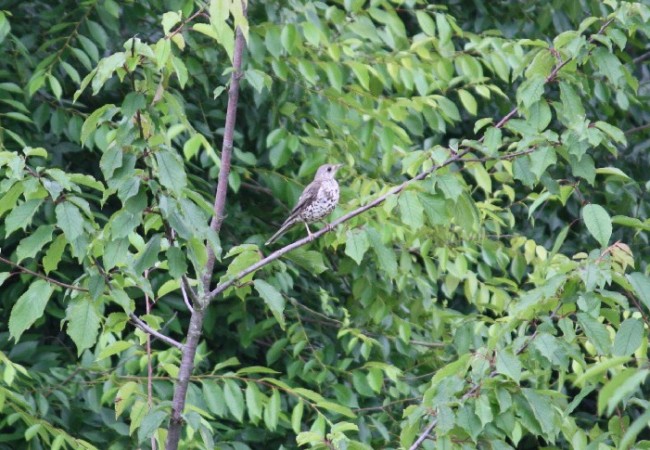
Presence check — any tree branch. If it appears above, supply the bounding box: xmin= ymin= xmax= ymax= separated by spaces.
xmin=129 ymin=314 xmax=183 ymax=349
xmin=166 ymin=3 xmax=248 ymax=448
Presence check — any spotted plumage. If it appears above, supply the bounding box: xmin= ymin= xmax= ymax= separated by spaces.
xmin=265 ymin=163 xmax=342 ymax=245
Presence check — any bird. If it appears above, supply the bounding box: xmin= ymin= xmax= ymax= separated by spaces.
xmin=265 ymin=163 xmax=343 ymax=245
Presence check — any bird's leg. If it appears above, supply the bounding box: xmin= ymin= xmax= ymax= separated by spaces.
xmin=323 ymin=222 xmax=334 ymax=233
xmin=304 ymin=222 xmax=314 ymax=241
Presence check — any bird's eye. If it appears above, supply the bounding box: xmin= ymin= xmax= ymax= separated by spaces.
xmin=327 ymin=167 xmax=332 ymax=171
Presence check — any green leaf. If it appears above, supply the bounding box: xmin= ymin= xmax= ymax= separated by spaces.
xmin=496 ymin=349 xmax=521 ymax=382
xmin=559 ymin=82 xmax=585 ymax=122
xmin=55 ymin=202 xmax=85 ymax=241
xmin=613 ymin=318 xmax=643 ymax=357
xmin=345 ymin=229 xmax=370 ymax=265
xmin=483 ymin=127 xmax=502 ymax=156
xmin=367 ymin=228 xmax=397 ymax=275
xmin=627 ymin=273 xmax=650 ymax=311
xmin=80 ymin=104 xmax=116 ymax=145
xmin=598 ymin=368 xmax=649 ymax=416
xmin=155 ymin=149 xmax=187 ymax=194
xmin=291 ymin=400 xmax=304 ymax=434
xmin=577 ymin=312 xmax=611 ymax=355
xmin=594 ymin=121 xmax=627 ymax=145
xmin=209 ymin=0 xmax=229 ymax=23
xmin=43 ymin=234 xmax=67 ymax=274
xmin=66 ymin=296 xmax=101 ymax=355
xmin=224 ymin=379 xmax=245 ymax=422
xmin=582 ymin=204 xmax=612 ymax=248
xmin=97 ymin=340 xmax=133 ymax=360
xmin=458 ymin=89 xmax=477 ymax=115
xmin=133 ymin=234 xmax=162 ymax=274
xmin=285 ymin=249 xmax=328 ymax=274
xmin=203 ymin=381 xmax=227 ymax=417
xmin=522 ymin=389 xmax=557 ymax=438
xmin=398 ymin=191 xmax=424 ymax=230
xmin=435 ymin=173 xmax=463 ymax=201
xmin=162 ymin=11 xmax=181 ymax=34
xmin=99 ymin=147 xmax=123 ymax=180
xmin=9 ymin=280 xmax=55 ymax=342
xmin=245 ymin=382 xmax=263 ymax=423
xmin=5 ymin=199 xmax=43 ymax=236
xmin=529 ymin=146 xmax=556 ymax=179
xmin=167 ymin=246 xmax=188 ymax=278
xmin=104 ymin=237 xmax=129 ymax=270
xmin=16 ymin=225 xmax=54 ymax=262
xmin=137 ymin=409 xmax=167 ymax=443
xmin=416 ymin=11 xmax=436 ymax=36
xmin=517 ymin=76 xmax=545 ymax=109
xmin=254 ymin=279 xmax=285 ymax=329
xmin=264 ymin=389 xmax=281 ymax=431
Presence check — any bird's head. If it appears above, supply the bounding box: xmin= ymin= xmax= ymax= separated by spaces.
xmin=314 ymin=163 xmax=343 ymax=180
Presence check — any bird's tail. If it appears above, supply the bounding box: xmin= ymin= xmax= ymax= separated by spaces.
xmin=265 ymin=219 xmax=296 ymax=245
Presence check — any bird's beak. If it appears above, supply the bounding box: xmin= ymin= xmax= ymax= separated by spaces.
xmin=333 ymin=163 xmax=343 ymax=172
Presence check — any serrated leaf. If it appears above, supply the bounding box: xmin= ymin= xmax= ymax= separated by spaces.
xmin=55 ymin=202 xmax=85 ymax=241
xmin=155 ymin=150 xmax=187 ymax=194
xmin=16 ymin=225 xmax=54 ymax=262
xmin=366 ymin=228 xmax=397 ymax=275
xmin=522 ymin=389 xmax=557 ymax=438
xmin=9 ymin=280 xmax=54 ymax=341
xmin=43 ymin=234 xmax=67 ymax=274
xmin=496 ymin=349 xmax=521 ymax=382
xmin=398 ymin=191 xmax=424 ymax=230
xmin=517 ymin=76 xmax=545 ymax=109
xmin=345 ymin=229 xmax=370 ymax=265
xmin=5 ymin=199 xmax=43 ymax=237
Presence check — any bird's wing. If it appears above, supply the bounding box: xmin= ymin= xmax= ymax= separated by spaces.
xmin=287 ymin=180 xmax=321 ymax=219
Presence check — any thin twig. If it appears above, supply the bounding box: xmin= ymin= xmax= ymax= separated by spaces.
xmin=129 ymin=314 xmax=183 ymax=349
xmin=180 ymin=277 xmax=195 ymax=313
xmin=166 ymin=6 xmax=207 ymax=40
xmin=408 ymin=419 xmax=437 ymax=450
xmin=625 ymin=123 xmax=650 ymax=135
xmin=0 ymin=255 xmax=86 ymax=292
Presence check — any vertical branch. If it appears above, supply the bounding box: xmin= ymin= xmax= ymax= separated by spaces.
xmin=165 ymin=3 xmax=247 ymax=449
xmin=144 ymin=270 xmax=157 ymax=450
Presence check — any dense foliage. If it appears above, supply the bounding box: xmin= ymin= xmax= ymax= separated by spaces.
xmin=1 ymin=0 xmax=650 ymax=449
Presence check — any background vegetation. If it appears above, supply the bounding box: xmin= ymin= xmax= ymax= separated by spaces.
xmin=1 ymin=0 xmax=650 ymax=449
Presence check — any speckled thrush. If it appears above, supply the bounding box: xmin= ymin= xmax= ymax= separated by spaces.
xmin=265 ymin=163 xmax=342 ymax=245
